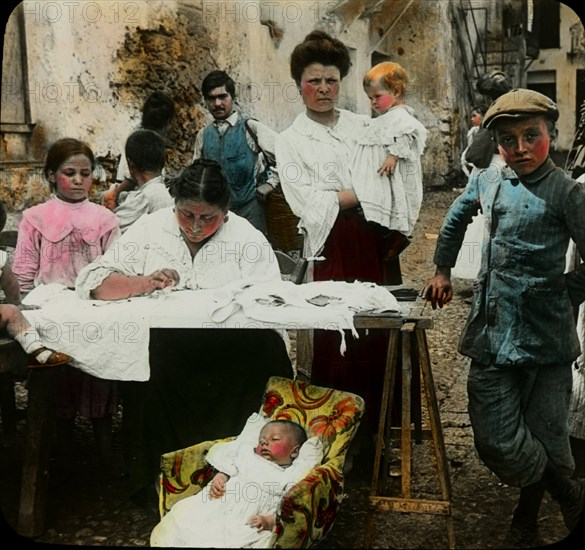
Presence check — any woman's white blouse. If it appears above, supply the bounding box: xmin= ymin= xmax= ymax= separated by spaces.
xmin=275 ymin=109 xmax=369 ymax=257
xmin=75 ymin=207 xmax=281 ymax=299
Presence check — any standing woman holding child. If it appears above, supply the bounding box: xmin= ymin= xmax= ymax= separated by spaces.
xmin=275 ymin=31 xmax=404 ymax=434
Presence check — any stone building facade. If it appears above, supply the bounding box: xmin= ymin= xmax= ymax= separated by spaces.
xmin=1 ymin=0 xmax=582 ymax=212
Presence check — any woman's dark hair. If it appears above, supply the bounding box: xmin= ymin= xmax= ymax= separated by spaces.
xmin=142 ymin=91 xmax=175 ymax=134
xmin=290 ymin=30 xmax=351 ymax=84
xmin=43 ymin=138 xmax=95 ymax=191
xmin=201 ymin=70 xmax=237 ymax=100
xmin=168 ymin=159 xmax=230 ymax=212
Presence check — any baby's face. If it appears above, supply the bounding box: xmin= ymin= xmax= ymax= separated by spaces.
xmin=365 ymin=81 xmax=400 ymax=115
xmin=256 ymin=424 xmax=299 ymax=466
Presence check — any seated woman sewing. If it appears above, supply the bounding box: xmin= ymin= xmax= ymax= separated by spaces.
xmin=76 ymin=159 xmax=293 ymax=505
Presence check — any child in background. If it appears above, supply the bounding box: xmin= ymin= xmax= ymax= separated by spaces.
xmin=150 ymin=414 xmax=323 ymax=548
xmin=103 ymin=91 xmax=175 ymax=210
xmin=0 ymin=201 xmax=70 ymax=366
xmin=12 ymin=138 xmax=124 ymax=476
xmin=461 ymin=106 xmax=484 ymax=177
xmin=352 ymin=61 xmax=427 ymax=239
xmin=111 ymin=129 xmax=173 ymax=233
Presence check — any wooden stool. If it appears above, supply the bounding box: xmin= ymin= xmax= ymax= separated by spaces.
xmin=363 ymin=320 xmax=455 ymax=549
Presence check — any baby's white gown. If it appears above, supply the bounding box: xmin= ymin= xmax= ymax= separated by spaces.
xmin=150 ymin=414 xmax=323 ymax=548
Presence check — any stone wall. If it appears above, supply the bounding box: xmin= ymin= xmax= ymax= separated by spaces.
xmin=1 ymin=0 xmax=499 ymax=212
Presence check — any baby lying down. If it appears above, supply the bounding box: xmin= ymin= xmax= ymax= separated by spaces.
xmin=150 ymin=413 xmax=323 ymax=548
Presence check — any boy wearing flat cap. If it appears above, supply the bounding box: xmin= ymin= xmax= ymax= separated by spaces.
xmin=423 ymin=89 xmax=585 ymax=544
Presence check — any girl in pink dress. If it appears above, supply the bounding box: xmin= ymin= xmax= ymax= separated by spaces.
xmin=13 ymin=138 xmax=123 ymax=476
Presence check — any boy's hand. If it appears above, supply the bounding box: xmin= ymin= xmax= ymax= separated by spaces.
xmin=421 ymin=269 xmax=453 ymax=310
xmin=247 ymin=514 xmax=275 ymax=531
xmin=378 ymin=155 xmax=398 ymax=177
xmin=209 ymin=472 xmax=229 ymax=499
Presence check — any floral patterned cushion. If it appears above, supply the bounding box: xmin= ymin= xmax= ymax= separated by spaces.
xmin=158 ymin=376 xmax=365 ymax=548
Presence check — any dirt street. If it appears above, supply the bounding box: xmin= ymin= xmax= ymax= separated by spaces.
xmin=1 ymin=188 xmax=583 ymax=548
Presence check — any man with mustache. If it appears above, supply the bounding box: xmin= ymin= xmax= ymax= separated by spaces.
xmin=193 ymin=70 xmax=274 ymax=234
xmin=422 ymin=89 xmax=585 ymax=546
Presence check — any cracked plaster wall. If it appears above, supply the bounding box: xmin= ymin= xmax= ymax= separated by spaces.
xmin=2 ymin=0 xmax=469 ymax=210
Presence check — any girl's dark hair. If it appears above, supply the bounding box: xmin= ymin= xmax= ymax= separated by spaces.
xmin=168 ymin=159 xmax=230 ymax=212
xmin=142 ymin=91 xmax=175 ymax=134
xmin=290 ymin=30 xmax=351 ymax=84
xmin=43 ymin=138 xmax=95 ymax=191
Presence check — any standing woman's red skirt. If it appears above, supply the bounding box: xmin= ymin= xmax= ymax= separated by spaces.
xmin=311 ymin=208 xmax=402 ymax=432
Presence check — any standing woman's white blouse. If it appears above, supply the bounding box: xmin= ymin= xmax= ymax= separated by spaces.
xmin=75 ymin=206 xmax=280 ymax=299
xmin=275 ymin=109 xmax=369 ymax=258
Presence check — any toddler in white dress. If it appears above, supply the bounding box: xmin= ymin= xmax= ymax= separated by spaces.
xmin=150 ymin=413 xmax=323 ymax=548
xmin=352 ymin=61 xmax=427 ymax=237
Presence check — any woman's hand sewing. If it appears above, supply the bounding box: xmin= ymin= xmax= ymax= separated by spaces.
xmin=145 ymin=269 xmax=180 ymax=292
xmin=90 ymin=268 xmax=180 ymax=301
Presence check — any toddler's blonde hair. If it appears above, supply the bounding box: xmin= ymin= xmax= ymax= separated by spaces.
xmin=363 ymin=61 xmax=409 ymax=98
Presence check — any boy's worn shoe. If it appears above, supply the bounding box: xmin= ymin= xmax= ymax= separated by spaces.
xmin=28 ymin=347 xmax=72 ymax=368
xmin=504 ymin=516 xmax=544 ymax=548
xmin=558 ymin=478 xmax=585 ymax=532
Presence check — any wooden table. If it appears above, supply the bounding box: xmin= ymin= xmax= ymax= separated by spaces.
xmin=11 ymin=288 xmax=452 ymax=541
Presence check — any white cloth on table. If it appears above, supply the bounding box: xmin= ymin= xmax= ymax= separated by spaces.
xmin=351 ymin=105 xmax=427 ymax=235
xmin=207 ymin=279 xmax=405 ymax=355
xmin=21 ymin=279 xmax=404 ymax=381
xmin=150 ymin=412 xmax=323 ymax=548
xmin=275 ymin=109 xmax=370 ymax=258
xmin=21 ymin=283 xmax=153 ymax=381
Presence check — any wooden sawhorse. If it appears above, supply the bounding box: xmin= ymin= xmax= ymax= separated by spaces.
xmin=362 ymin=315 xmax=455 ymax=549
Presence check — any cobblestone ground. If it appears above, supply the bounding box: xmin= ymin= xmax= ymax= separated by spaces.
xmin=1 ymin=189 xmax=582 ymax=548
